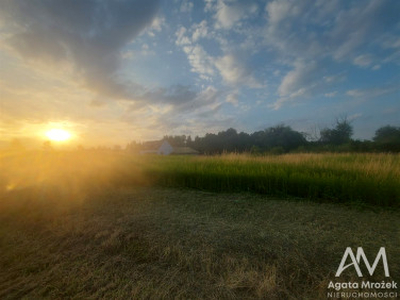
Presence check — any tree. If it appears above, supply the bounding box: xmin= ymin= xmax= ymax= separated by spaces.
xmin=251 ymin=125 xmax=306 ymax=152
xmin=163 ymin=135 xmax=186 ymax=147
xmin=320 ymin=118 xmax=353 ymax=145
xmin=217 ymin=128 xmax=239 ymax=152
xmin=373 ymin=125 xmax=400 ymax=152
xmin=186 ymin=135 xmax=193 ymax=147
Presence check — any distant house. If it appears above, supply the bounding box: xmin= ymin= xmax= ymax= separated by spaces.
xmin=140 ymin=140 xmax=199 ymax=155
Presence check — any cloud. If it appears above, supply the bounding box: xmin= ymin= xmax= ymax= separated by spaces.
xmin=129 ymin=84 xmax=223 ymax=116
xmin=348 ymin=113 xmax=363 ymax=122
xmin=353 ymin=54 xmax=373 ymax=67
xmin=225 ymin=90 xmax=239 ymax=106
xmin=266 ymin=0 xmax=300 ymax=25
xmin=372 ymin=65 xmax=381 ymax=70
xmin=182 ymin=85 xmax=221 ymax=112
xmin=192 ymin=20 xmax=208 ymax=42
xmin=204 ymin=0 xmax=216 ymax=12
xmin=131 ymin=85 xmax=224 ymax=134
xmin=263 ymin=0 xmax=327 ymax=60
xmin=324 ymin=92 xmax=337 ymax=98
xmin=277 ymin=60 xmax=318 ymax=97
xmin=263 ymin=0 xmax=400 ymax=65
xmin=180 ymin=0 xmax=194 ymax=13
xmin=329 ymin=0 xmax=400 ymax=61
xmin=262 ymin=0 xmax=400 ymax=110
xmin=140 ymin=85 xmax=197 ymax=106
xmin=175 ymin=22 xmax=219 ymax=81
xmin=146 ymin=16 xmax=165 ymax=37
xmin=212 ymin=0 xmax=258 ymax=30
xmin=175 ymin=22 xmax=262 ymax=88
xmin=346 ymin=85 xmax=399 ymax=99
xmin=175 ymin=19 xmax=263 ymax=88
xmin=175 ymin=26 xmax=191 ymax=45
xmin=121 ymin=50 xmax=135 ymax=60
xmin=323 ymin=73 xmax=346 ymax=83
xmin=215 ymin=54 xmax=261 ymax=88
xmin=346 ymin=90 xmax=364 ymax=98
xmin=183 ymin=44 xmax=216 ymax=80
xmin=380 ymin=34 xmax=400 ymax=49
xmin=0 ymin=0 xmax=161 ymax=100
xmin=272 ymin=59 xmax=344 ymax=109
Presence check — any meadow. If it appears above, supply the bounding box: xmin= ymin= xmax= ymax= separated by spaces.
xmin=0 ymin=151 xmax=399 ymax=299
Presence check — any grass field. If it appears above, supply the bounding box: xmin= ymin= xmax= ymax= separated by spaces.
xmin=3 ymin=151 xmax=398 ymax=206
xmin=141 ymin=153 xmax=400 ymax=207
xmin=0 ymin=151 xmax=399 ymax=299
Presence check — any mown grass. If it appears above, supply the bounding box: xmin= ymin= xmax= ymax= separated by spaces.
xmin=1 ymin=186 xmax=399 ymax=299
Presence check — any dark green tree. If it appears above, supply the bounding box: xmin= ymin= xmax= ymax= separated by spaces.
xmin=263 ymin=125 xmax=307 ymax=152
xmin=373 ymin=125 xmax=400 ymax=152
xmin=320 ymin=118 xmax=353 ymax=145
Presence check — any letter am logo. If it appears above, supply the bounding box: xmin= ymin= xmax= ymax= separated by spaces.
xmin=335 ymin=247 xmax=390 ymax=277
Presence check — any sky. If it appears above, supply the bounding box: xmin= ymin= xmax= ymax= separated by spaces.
xmin=0 ymin=0 xmax=399 ymax=148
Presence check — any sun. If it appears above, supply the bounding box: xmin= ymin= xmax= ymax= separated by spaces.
xmin=45 ymin=129 xmax=71 ymax=142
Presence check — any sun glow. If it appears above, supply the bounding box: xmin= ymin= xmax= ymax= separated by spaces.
xmin=45 ymin=129 xmax=71 ymax=142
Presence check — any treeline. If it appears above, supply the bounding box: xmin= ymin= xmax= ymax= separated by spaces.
xmin=127 ymin=120 xmax=400 ymax=154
